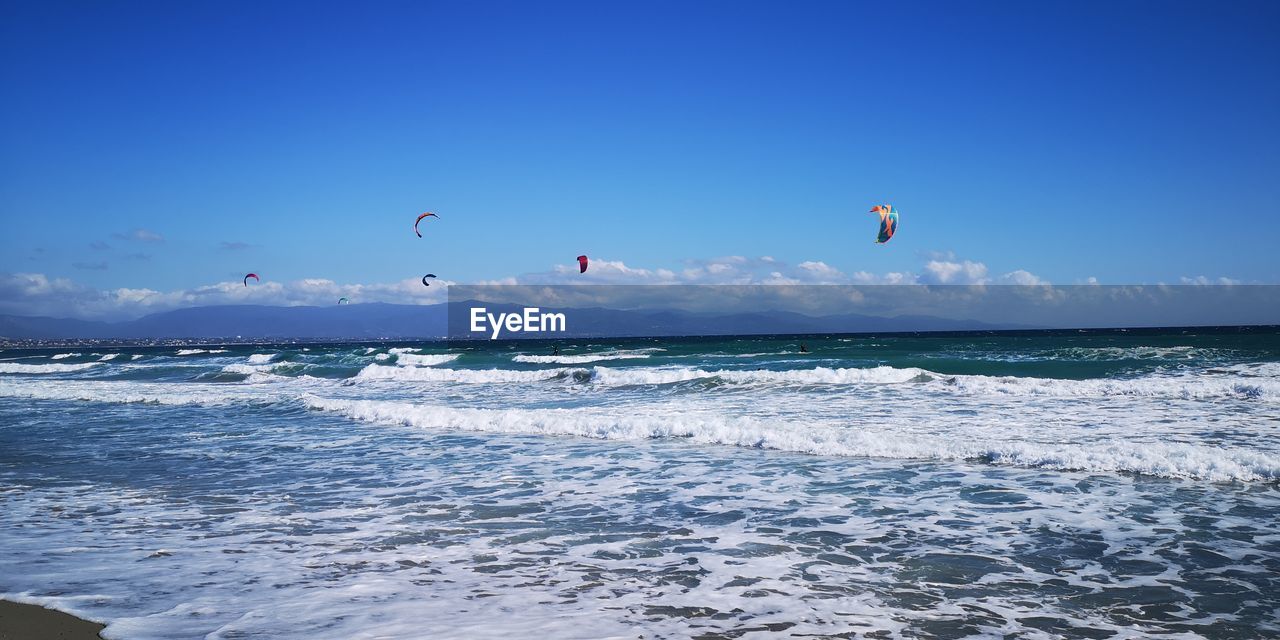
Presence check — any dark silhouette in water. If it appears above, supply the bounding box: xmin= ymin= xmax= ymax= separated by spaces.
xmin=552 ymin=345 xmax=560 ymax=356
xmin=799 ymin=343 xmax=809 ymax=353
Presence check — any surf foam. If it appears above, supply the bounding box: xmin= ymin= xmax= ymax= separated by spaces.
xmin=302 ymin=396 xmax=1280 ymax=482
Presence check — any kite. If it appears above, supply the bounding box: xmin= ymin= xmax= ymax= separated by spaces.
xmin=338 ymin=297 xmax=350 ymax=304
xmin=870 ymin=205 xmax=899 ymax=244
xmin=421 ymin=274 xmax=437 ymax=286
xmin=577 ymin=255 xmax=589 ymax=273
xmin=243 ymin=273 xmax=259 ymax=286
xmin=414 ymin=212 xmax=438 ymax=238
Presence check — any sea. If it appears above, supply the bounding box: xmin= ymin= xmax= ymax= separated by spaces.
xmin=1 ymin=328 xmax=1278 ymax=639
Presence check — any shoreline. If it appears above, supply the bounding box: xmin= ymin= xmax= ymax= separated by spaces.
xmin=0 ymin=600 xmax=104 ymax=640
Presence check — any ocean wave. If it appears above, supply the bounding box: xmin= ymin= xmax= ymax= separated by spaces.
xmin=0 ymin=379 xmax=254 ymax=406
xmin=215 ymin=362 xmax=318 ymax=384
xmin=219 ymin=364 xmax=274 ymax=375
xmin=343 ymin=362 xmax=1280 ymax=399
xmin=175 ymin=349 xmax=229 ymax=356
xmin=353 ymin=364 xmax=565 ymax=384
xmin=349 ymin=364 xmax=931 ymax=387
xmin=247 ymin=353 xmax=278 ymax=364
xmin=302 ymin=396 xmax=1280 ymax=482
xmin=591 ymin=365 xmax=934 ymax=386
xmin=0 ymin=362 xmax=103 ymax=374
xmin=936 ymin=345 xmax=1229 ymax=363
xmin=98 ymin=354 xmax=120 ymax=361
xmin=940 ymin=372 xmax=1280 ymax=400
xmin=1042 ymin=345 xmax=1219 ymax=361
xmin=394 ymin=353 xmax=460 ymax=367
xmin=512 ymin=348 xmax=660 ymax=365
xmin=513 ymin=353 xmax=649 ymax=364
xmin=50 ymin=353 xmax=81 ymax=360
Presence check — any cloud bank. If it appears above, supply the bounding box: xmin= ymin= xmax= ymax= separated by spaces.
xmin=0 ymin=273 xmax=451 ymax=321
xmin=1 ymin=253 xmax=1247 ymax=321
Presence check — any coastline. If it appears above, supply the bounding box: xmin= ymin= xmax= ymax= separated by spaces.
xmin=0 ymin=600 xmax=104 ymax=640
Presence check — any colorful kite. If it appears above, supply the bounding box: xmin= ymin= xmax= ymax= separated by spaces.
xmin=870 ymin=205 xmax=899 ymax=244
xmin=414 ymin=212 xmax=438 ymax=238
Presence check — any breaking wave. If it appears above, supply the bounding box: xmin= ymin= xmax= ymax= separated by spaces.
xmin=0 ymin=362 xmax=103 ymax=374
xmin=302 ymin=396 xmax=1280 ymax=482
xmin=392 ymin=353 xmax=460 ymax=367
xmin=345 ymin=363 xmax=1278 ymax=400
xmin=354 ymin=364 xmax=566 ymax=384
xmin=513 ymin=349 xmax=660 ymax=364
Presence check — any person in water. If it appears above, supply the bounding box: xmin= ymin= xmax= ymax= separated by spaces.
xmin=799 ymin=343 xmax=809 ymax=353
xmin=552 ymin=345 xmax=560 ymax=356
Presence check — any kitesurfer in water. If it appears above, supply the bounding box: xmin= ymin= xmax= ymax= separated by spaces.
xmin=800 ymin=343 xmax=809 ymax=353
xmin=552 ymin=345 xmax=560 ymax=356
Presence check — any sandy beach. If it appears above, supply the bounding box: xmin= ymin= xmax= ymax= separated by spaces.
xmin=0 ymin=600 xmax=103 ymax=640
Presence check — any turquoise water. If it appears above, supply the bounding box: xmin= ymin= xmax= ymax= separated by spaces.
xmin=1 ymin=329 xmax=1278 ymax=638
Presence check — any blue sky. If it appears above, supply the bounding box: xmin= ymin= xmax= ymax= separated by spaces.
xmin=2 ymin=0 xmax=1278 ymax=318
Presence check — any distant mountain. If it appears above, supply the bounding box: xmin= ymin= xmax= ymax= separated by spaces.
xmin=0 ymin=302 xmax=1022 ymax=341
xmin=0 ymin=314 xmax=116 ymax=340
xmin=0 ymin=303 xmax=449 ymax=340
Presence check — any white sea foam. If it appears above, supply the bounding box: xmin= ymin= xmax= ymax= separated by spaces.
xmin=589 ymin=365 xmax=934 ymax=386
xmin=513 ymin=349 xmax=657 ymax=364
xmin=98 ymin=353 xmax=120 ymax=361
xmin=175 ymin=349 xmax=229 ymax=356
xmin=354 ymin=364 xmax=566 ymax=384
xmin=302 ymin=396 xmax=1280 ymax=482
xmin=0 ymin=362 xmax=103 ymax=374
xmin=348 ymin=364 xmax=930 ymax=387
xmin=394 ymin=353 xmax=460 ymax=367
xmin=939 ymin=371 xmax=1280 ymax=400
xmin=50 ymin=353 xmax=80 ymax=360
xmin=247 ymin=353 xmax=277 ymax=364
xmin=344 ymin=361 xmax=1280 ymax=400
xmin=0 ymin=379 xmax=253 ymax=406
xmin=1042 ymin=345 xmax=1217 ymax=361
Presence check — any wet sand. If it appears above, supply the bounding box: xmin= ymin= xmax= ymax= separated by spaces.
xmin=0 ymin=600 xmax=104 ymax=640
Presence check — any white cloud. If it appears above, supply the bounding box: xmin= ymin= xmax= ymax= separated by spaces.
xmin=795 ymin=261 xmax=845 ymax=282
xmin=0 ymin=253 xmax=1052 ymax=320
xmin=0 ymin=272 xmax=451 ymax=321
xmin=998 ymin=270 xmax=1046 ymax=286
xmin=112 ymin=228 xmax=164 ymax=243
xmin=1180 ymin=276 xmax=1241 ymax=285
xmin=921 ymin=259 xmax=988 ymax=284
